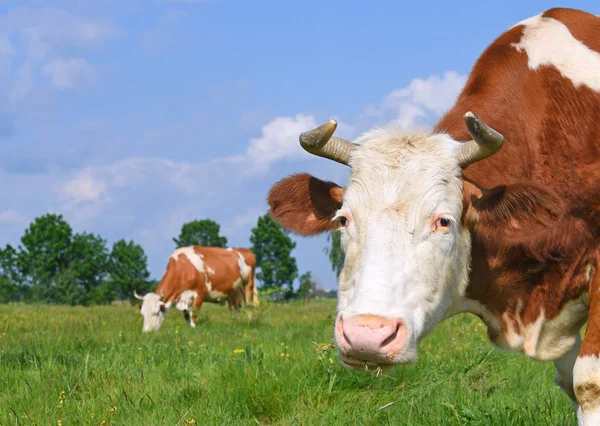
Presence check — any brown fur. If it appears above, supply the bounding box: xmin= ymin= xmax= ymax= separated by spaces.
xmin=268 ymin=173 xmax=345 ymax=235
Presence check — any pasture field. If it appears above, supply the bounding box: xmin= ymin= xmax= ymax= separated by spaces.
xmin=0 ymin=299 xmax=576 ymax=425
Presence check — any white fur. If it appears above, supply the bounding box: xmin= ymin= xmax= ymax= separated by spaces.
xmin=139 ymin=293 xmax=168 ymax=332
xmin=574 ymin=354 xmax=600 ymax=425
xmin=171 ymin=247 xmax=205 ymax=273
xmin=175 ymin=290 xmax=198 ymax=327
xmin=175 ymin=290 xmax=196 ymax=311
xmin=553 ymin=334 xmax=581 ymax=402
xmin=235 ymin=251 xmax=252 ymax=281
xmin=512 ymin=15 xmax=600 ymax=92
xmin=206 ymin=289 xmax=229 ymax=302
xmin=336 ymin=129 xmax=471 ymax=363
xmin=511 ymin=13 xmax=542 ymax=29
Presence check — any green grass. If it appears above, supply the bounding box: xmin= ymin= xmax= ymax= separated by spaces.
xmin=0 ymin=299 xmax=576 ymax=425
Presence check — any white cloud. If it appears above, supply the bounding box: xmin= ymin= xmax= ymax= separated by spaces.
xmin=386 ymin=71 xmax=467 ymax=115
xmin=61 ymin=170 xmax=108 ymax=205
xmin=235 ymin=72 xmax=466 ymax=177
xmin=360 ymin=71 xmax=467 ymax=130
xmin=42 ymin=57 xmax=96 ymax=90
xmin=0 ymin=7 xmax=122 ymax=50
xmin=243 ymin=114 xmax=317 ymax=174
xmin=0 ymin=209 xmax=28 ymax=225
xmin=0 ymin=7 xmax=122 ymax=100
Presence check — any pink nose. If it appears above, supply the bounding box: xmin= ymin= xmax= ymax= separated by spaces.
xmin=335 ymin=315 xmax=407 ymax=363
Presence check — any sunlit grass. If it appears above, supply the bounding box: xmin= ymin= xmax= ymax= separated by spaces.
xmin=0 ymin=300 xmax=576 ymax=425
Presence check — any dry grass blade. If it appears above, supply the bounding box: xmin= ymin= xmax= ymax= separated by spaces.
xmin=378 ymin=402 xmax=395 ymax=411
xmin=312 ymin=340 xmax=335 ymax=352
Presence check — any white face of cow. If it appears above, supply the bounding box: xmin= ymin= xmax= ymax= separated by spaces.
xmin=268 ymin=112 xmax=503 ymax=372
xmin=332 ymin=130 xmax=473 ymax=370
xmin=139 ymin=293 xmax=167 ymax=332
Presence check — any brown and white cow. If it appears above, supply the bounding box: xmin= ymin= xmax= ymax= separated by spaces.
xmin=134 ymin=246 xmax=257 ymax=332
xmin=268 ymin=8 xmax=600 ymax=424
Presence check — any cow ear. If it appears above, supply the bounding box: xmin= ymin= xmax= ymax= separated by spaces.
xmin=268 ymin=173 xmax=345 ymax=235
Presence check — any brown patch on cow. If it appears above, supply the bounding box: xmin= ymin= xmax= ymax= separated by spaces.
xmin=268 ymin=173 xmax=345 ymax=235
xmin=576 ymin=382 xmax=600 ymax=411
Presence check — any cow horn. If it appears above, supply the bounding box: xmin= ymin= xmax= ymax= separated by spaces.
xmin=299 ymin=120 xmax=357 ymax=166
xmin=133 ymin=290 xmax=144 ymax=300
xmin=457 ymin=111 xmax=504 ymax=168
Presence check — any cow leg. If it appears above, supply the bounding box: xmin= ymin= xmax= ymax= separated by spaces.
xmin=574 ymin=271 xmax=600 ymax=425
xmin=189 ymin=293 xmax=205 ymax=327
xmin=244 ymin=272 xmax=256 ymax=307
xmin=228 ymin=289 xmax=243 ymax=314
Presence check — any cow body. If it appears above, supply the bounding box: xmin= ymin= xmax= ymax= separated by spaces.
xmin=136 ymin=246 xmax=258 ymax=332
xmin=268 ymin=8 xmax=600 ymax=424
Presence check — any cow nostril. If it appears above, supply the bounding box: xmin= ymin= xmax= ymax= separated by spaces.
xmin=380 ymin=323 xmax=401 ymax=348
xmin=338 ymin=317 xmax=353 ymax=347
xmin=342 ymin=329 xmax=352 ymax=347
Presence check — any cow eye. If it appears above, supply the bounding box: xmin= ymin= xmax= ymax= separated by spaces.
xmin=339 ymin=216 xmax=347 ymax=227
xmin=434 ymin=216 xmax=452 ymax=232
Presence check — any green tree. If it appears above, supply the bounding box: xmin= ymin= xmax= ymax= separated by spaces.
xmin=250 ymin=213 xmax=298 ymax=295
xmin=17 ymin=213 xmax=73 ymax=302
xmin=109 ymin=239 xmax=152 ymax=300
xmin=53 ymin=266 xmax=86 ymax=305
xmin=324 ymin=231 xmax=344 ymax=277
xmin=296 ymin=271 xmax=315 ymax=299
xmin=68 ymin=232 xmax=110 ymax=305
xmin=173 ymin=219 xmax=228 ymax=248
xmin=0 ymin=244 xmax=20 ymax=303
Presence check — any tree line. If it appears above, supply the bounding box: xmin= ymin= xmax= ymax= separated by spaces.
xmin=0 ymin=211 xmax=329 ymax=305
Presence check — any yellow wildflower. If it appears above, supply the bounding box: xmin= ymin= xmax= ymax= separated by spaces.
xmin=232 ymin=349 xmax=245 ymax=354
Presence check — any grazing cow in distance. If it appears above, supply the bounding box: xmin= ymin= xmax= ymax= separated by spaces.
xmin=267 ymin=8 xmax=600 ymax=424
xmin=134 ymin=246 xmax=257 ymax=332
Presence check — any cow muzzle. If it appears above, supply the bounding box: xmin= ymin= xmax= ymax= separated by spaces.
xmin=335 ymin=314 xmax=409 ymax=371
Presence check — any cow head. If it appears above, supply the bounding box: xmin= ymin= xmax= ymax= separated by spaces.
xmin=268 ymin=112 xmax=503 ymax=371
xmin=134 ymin=290 xmax=168 ymax=332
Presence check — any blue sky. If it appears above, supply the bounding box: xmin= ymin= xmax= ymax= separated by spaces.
xmin=0 ymin=1 xmax=597 ymax=289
